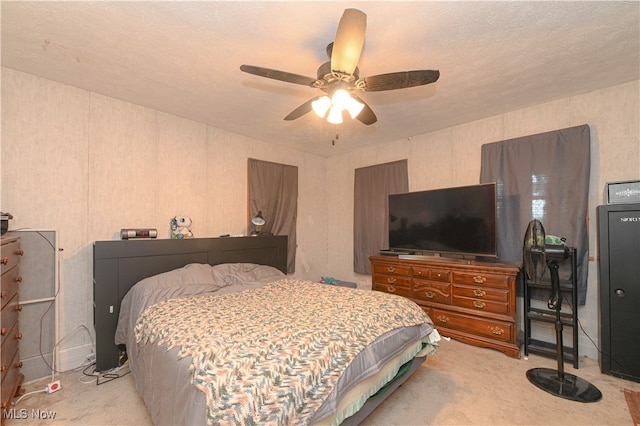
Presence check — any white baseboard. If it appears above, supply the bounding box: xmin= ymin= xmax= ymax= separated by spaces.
xmin=57 ymin=343 xmax=94 ymax=374
xmin=23 ymin=344 xmax=95 ymax=384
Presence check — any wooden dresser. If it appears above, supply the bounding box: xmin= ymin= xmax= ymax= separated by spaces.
xmin=370 ymin=255 xmax=522 ymax=358
xmin=1 ymin=236 xmax=24 ymax=418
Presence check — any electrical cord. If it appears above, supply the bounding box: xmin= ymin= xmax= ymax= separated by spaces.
xmin=82 ymin=362 xmax=130 ymax=386
xmin=565 ymin=294 xmax=631 ymax=376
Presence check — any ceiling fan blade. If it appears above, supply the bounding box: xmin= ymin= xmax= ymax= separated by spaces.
xmin=364 ymin=70 xmax=440 ymax=92
xmin=351 ymin=94 xmax=377 ymax=125
xmin=240 ymin=65 xmax=317 ymax=87
xmin=283 ymin=97 xmax=321 ymax=121
xmin=331 ymin=9 xmax=366 ymax=75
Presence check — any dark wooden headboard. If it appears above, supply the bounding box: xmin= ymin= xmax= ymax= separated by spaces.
xmin=92 ymin=235 xmax=288 ymax=371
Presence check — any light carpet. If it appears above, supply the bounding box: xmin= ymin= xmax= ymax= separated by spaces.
xmin=7 ymin=338 xmax=639 ymax=425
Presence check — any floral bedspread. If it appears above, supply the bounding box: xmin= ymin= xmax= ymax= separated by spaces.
xmin=135 ymin=279 xmax=433 ymax=425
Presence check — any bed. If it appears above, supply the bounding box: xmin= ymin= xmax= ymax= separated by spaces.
xmin=93 ymin=236 xmax=438 ymax=425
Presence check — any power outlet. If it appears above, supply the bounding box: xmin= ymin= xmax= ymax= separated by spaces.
xmin=46 ymin=380 xmax=61 ymax=394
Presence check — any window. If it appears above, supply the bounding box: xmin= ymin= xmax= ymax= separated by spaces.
xmin=248 ymin=159 xmax=298 ymax=273
xmin=480 ymin=125 xmax=590 ymax=304
xmin=353 ymin=160 xmax=408 ymax=274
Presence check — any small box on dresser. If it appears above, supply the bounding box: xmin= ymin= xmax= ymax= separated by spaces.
xmin=1 ymin=236 xmax=24 ymax=423
xmin=371 ymin=255 xmax=522 ymax=358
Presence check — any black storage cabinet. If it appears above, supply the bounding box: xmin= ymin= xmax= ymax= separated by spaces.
xmin=596 ymin=203 xmax=640 ymax=382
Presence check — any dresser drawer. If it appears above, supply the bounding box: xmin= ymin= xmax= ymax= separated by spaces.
xmin=1 ymin=266 xmax=21 ymax=310
xmin=453 ymin=283 xmax=509 ymax=302
xmin=372 ymin=279 xmax=412 ymax=298
xmin=1 ymin=321 xmax=21 ymax=383
xmin=413 ymin=267 xmax=450 ymax=282
xmin=452 ymin=271 xmax=511 ymax=288
xmin=0 ymin=239 xmax=21 ymax=276
xmin=413 ymin=279 xmax=450 ymax=304
xmin=452 ymin=295 xmax=510 ymax=315
xmin=1 ymin=348 xmax=21 ymax=410
xmin=431 ymin=309 xmax=513 ymax=343
xmin=373 ymin=263 xmax=411 ymax=277
xmin=1 ymin=294 xmax=21 ymax=348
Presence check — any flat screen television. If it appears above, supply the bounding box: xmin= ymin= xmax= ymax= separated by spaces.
xmin=388 ymin=183 xmax=497 ymax=259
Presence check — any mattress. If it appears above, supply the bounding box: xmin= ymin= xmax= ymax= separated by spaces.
xmin=115 ymin=263 xmax=436 ymax=425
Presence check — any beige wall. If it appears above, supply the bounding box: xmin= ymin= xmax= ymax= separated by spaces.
xmin=2 ymin=66 xmax=638 ymax=367
xmin=327 ymin=79 xmax=640 ymax=359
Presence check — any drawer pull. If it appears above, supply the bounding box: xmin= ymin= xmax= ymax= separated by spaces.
xmin=1 ymin=327 xmax=6 ymax=336
xmin=15 ymin=250 xmax=24 ymax=256
xmin=436 ymin=315 xmax=449 ymax=324
xmin=0 ymin=257 xmax=7 ymax=265
xmin=473 ymin=289 xmax=486 ymax=297
xmin=490 ymin=326 xmax=505 ymax=335
xmin=385 ymin=285 xmax=397 ymax=293
xmin=436 ymin=273 xmax=443 ymax=278
xmin=15 ymin=332 xmax=23 ymax=340
xmin=1 ymin=365 xmax=7 ymax=373
xmin=386 ymin=277 xmax=396 ymax=284
xmin=15 ymin=361 xmax=23 ymax=369
xmin=16 ymin=276 xmax=23 ymax=283
xmin=424 ymin=291 xmax=435 ymax=299
xmin=473 ymin=301 xmax=486 ymax=309
xmin=473 ymin=275 xmax=487 ymax=284
xmin=15 ymin=304 xmax=22 ymax=312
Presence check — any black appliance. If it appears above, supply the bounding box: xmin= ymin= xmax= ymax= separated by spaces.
xmin=388 ymin=183 xmax=497 ymax=259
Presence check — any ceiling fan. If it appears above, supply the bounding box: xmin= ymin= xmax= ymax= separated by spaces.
xmin=240 ymin=8 xmax=440 ymax=125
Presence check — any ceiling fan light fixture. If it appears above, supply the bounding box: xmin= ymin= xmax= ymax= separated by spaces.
xmin=346 ymin=96 xmax=365 ymax=119
xmin=331 ymin=89 xmax=351 ymax=111
xmin=326 ymin=107 xmax=343 ymax=124
xmin=312 ymin=96 xmax=331 ymax=118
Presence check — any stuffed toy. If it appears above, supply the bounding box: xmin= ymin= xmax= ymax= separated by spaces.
xmin=171 ymin=216 xmax=193 ymax=239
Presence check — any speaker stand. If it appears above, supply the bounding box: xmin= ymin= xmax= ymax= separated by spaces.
xmin=526 ymin=260 xmax=602 ymax=403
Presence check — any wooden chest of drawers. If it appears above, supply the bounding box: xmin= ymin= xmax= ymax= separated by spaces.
xmin=371 ymin=255 xmax=521 ymax=358
xmin=1 ymin=236 xmax=24 ymax=419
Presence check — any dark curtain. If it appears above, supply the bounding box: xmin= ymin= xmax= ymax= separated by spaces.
xmin=354 ymin=160 xmax=409 ymax=274
xmin=480 ymin=124 xmax=590 ymax=304
xmin=248 ymin=159 xmax=298 ymax=273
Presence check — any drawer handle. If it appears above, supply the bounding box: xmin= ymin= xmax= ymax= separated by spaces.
xmin=386 ymin=266 xmax=396 ymax=273
xmin=15 ymin=250 xmax=24 ymax=256
xmin=386 ymin=277 xmax=396 ymax=284
xmin=473 ymin=276 xmax=487 ymax=284
xmin=424 ymin=291 xmax=435 ymax=299
xmin=490 ymin=326 xmax=505 ymax=335
xmin=1 ymin=327 xmax=6 ymax=336
xmin=0 ymin=257 xmax=7 ymax=265
xmin=385 ymin=285 xmax=396 ymax=293
xmin=15 ymin=304 xmax=22 ymax=312
xmin=436 ymin=273 xmax=443 ymax=278
xmin=16 ymin=276 xmax=23 ymax=283
xmin=1 ymin=365 xmax=7 ymax=373
xmin=473 ymin=289 xmax=486 ymax=297
xmin=15 ymin=332 xmax=23 ymax=340
xmin=15 ymin=361 xmax=23 ymax=369
xmin=473 ymin=301 xmax=486 ymax=309
xmin=436 ymin=315 xmax=449 ymax=323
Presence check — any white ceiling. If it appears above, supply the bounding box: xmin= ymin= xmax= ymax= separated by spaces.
xmin=2 ymin=1 xmax=639 ymax=157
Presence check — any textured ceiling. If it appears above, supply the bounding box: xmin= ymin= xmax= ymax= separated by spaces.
xmin=2 ymin=1 xmax=639 ymax=157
